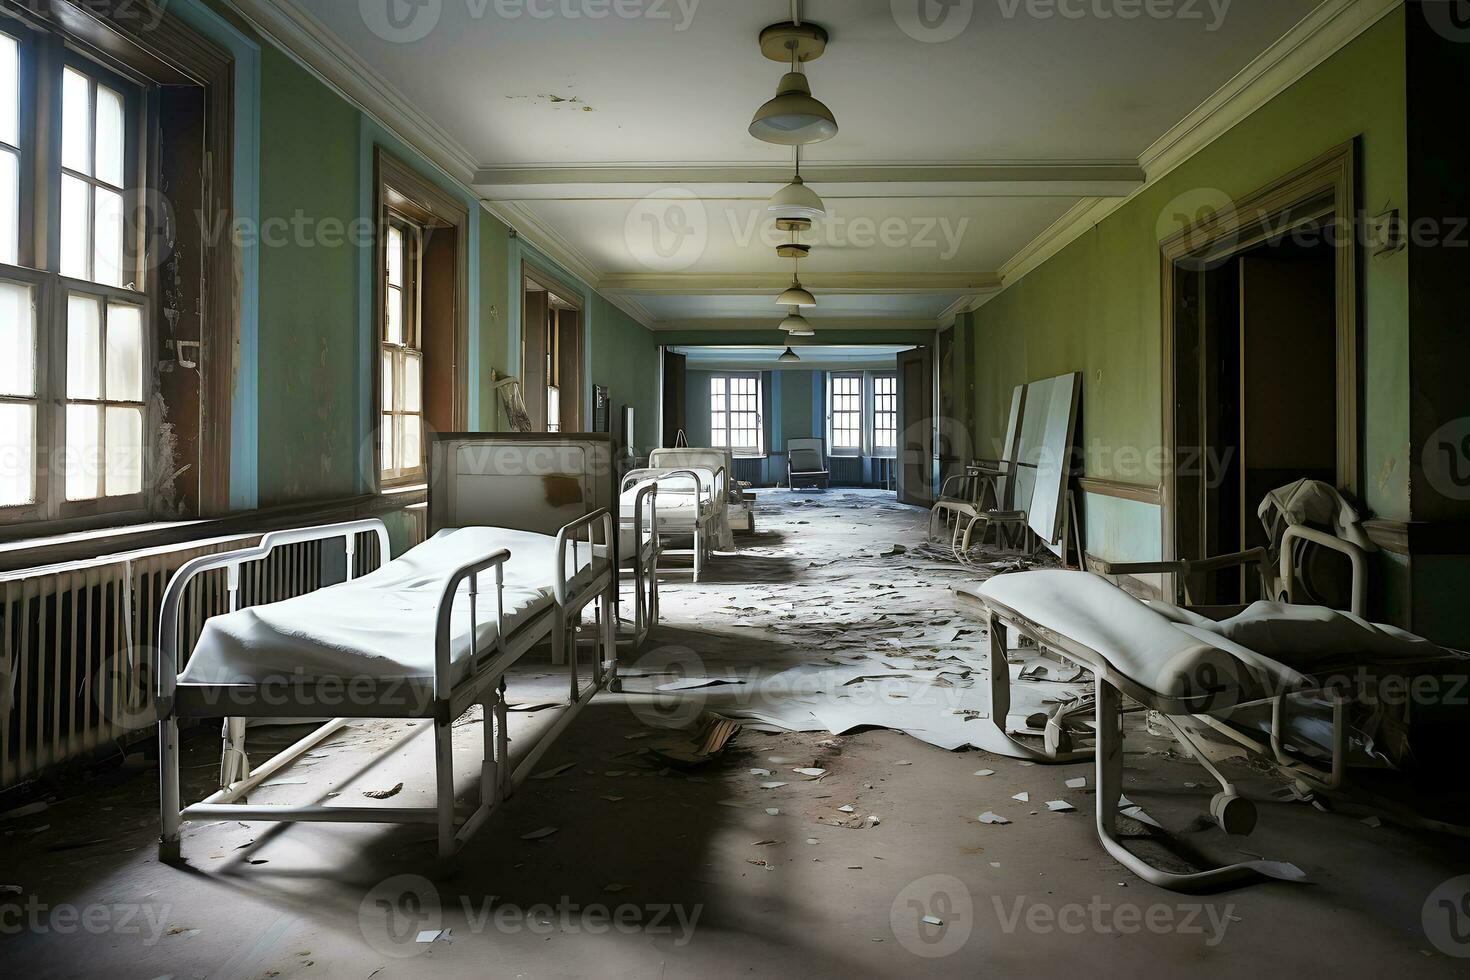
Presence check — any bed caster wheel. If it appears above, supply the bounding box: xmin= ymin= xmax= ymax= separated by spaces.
xmin=1211 ymin=793 xmax=1257 ymax=836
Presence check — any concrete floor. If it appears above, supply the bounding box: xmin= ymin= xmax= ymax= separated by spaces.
xmin=3 ymin=490 xmax=1469 ymax=978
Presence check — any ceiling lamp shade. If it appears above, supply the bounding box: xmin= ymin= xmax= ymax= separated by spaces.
xmin=779 ymin=346 xmax=802 ymax=363
xmin=780 ymin=311 xmax=812 ymax=333
xmin=788 ymin=325 xmax=815 ymax=337
xmin=777 ymin=279 xmax=817 ymax=308
xmin=767 ymin=175 xmax=826 ymax=221
xmin=750 ymin=72 xmax=838 ymax=145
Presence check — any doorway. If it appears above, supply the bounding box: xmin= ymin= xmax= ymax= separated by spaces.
xmin=1162 ymin=144 xmax=1359 ymax=603
xmin=521 ymin=272 xmax=583 ymax=433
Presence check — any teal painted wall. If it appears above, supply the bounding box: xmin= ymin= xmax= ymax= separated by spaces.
xmin=192 ymin=1 xmax=661 ymax=503
xmin=256 ymin=45 xmax=363 ymax=506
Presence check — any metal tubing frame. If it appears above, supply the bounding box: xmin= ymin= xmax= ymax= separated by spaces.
xmin=976 ymin=596 xmax=1307 ymax=892
xmin=622 ymin=467 xmax=716 ymax=583
xmin=157 ymin=512 xmax=618 ymax=862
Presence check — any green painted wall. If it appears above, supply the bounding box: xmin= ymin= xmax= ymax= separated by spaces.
xmin=476 ymin=216 xmax=513 ymax=429
xmin=588 ymin=294 xmax=660 ymax=453
xmin=256 ymin=45 xmax=363 ymax=506
xmin=967 ymin=13 xmax=1410 ymax=573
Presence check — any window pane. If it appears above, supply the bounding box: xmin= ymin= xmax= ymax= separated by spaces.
xmin=380 ymin=349 xmax=394 ymax=413
xmin=62 ymin=69 xmax=91 ymax=176
xmin=0 ymin=148 xmax=16 ymax=265
xmin=0 ymin=33 xmax=17 ymax=147
xmin=67 ymin=294 xmax=102 ymax=399
xmin=547 ymin=385 xmax=561 ymax=433
xmin=105 ymin=405 xmax=143 ymax=496
xmin=387 ymin=225 xmax=404 ymax=287
xmin=95 ymin=85 xmax=125 ymax=187
xmin=0 ymin=280 xmax=35 ymax=397
xmin=94 ymin=186 xmax=124 ymax=287
xmin=403 ymin=352 xmax=421 ymax=413
xmin=401 ymin=415 xmax=421 ymax=471
xmin=385 ymin=284 xmax=403 ymax=345
xmin=380 ymin=414 xmax=395 ymax=474
xmin=64 ymin=403 xmax=101 ymax=500
xmin=60 ymin=174 xmax=91 ymax=279
xmin=0 ymin=402 xmax=33 ymax=506
xmin=106 ymin=302 xmax=144 ymax=401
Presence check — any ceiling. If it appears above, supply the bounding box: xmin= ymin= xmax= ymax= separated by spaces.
xmin=676 ymin=344 xmax=909 ymax=371
xmin=279 ymin=0 xmax=1327 ymax=332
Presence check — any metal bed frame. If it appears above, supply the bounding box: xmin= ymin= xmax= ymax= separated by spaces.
xmin=621 ymin=466 xmax=719 ymax=583
xmin=158 ymin=434 xmax=620 ymax=862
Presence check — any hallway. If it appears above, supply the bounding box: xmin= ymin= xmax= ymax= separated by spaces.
xmin=2 ymin=492 xmax=1466 ymax=978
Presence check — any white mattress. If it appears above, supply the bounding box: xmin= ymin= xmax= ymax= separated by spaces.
xmin=179 ymin=527 xmax=577 ymax=687
xmin=620 ymin=479 xmax=707 ymax=523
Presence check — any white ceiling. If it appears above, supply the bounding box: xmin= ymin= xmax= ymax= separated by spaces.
xmin=281 ymin=0 xmax=1326 ymax=331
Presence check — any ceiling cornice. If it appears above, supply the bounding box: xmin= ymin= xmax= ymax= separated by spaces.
xmin=994 ymin=0 xmax=1403 ymax=297
xmin=648 ymin=318 xmax=940 ymax=333
xmin=601 ymin=273 xmax=1002 ymax=295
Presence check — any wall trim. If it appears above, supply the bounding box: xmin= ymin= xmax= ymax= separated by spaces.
xmin=1078 ymin=477 xmax=1163 ymax=506
xmin=994 ymin=0 xmax=1403 ymax=296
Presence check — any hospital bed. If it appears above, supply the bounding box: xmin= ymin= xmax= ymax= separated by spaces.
xmin=957 ymin=488 xmax=1468 ymax=891
xmin=620 ymin=465 xmax=720 ymax=583
xmin=157 ymin=434 xmax=619 ymax=861
xmin=648 ymin=447 xmax=736 ymax=550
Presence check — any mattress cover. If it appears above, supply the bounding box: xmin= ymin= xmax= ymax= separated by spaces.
xmin=179 ymin=527 xmax=580 ymax=687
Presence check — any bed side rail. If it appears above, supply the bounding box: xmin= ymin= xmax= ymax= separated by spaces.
xmin=432 ymin=548 xmax=515 ymax=700
xmin=1279 ymin=526 xmax=1366 ymax=617
xmin=622 ymin=467 xmax=715 ymax=508
xmin=157 ymin=519 xmax=393 ymax=704
xmin=555 ymin=508 xmax=616 ymax=606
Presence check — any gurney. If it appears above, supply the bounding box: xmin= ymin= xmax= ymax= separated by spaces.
xmin=960 ymin=569 xmax=1467 ymax=891
xmin=158 ymin=435 xmax=620 ymax=862
xmin=648 ymin=447 xmax=736 ymax=550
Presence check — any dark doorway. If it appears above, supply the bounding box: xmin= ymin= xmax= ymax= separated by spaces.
xmin=896 ymin=346 xmax=935 ymax=507
xmin=1173 ymin=224 xmax=1338 ymax=603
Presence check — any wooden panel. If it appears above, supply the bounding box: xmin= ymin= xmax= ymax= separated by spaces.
xmin=421 ymin=229 xmax=458 ymax=437
xmin=896 ymin=347 xmax=934 ymax=507
xmin=521 ymin=290 xmax=548 ymax=431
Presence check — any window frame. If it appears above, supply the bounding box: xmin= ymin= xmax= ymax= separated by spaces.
xmin=870 ymin=371 xmax=899 ymax=459
xmin=709 ymin=373 xmax=763 ymax=457
xmin=378 ymin=213 xmax=425 ymax=487
xmin=826 ymin=371 xmax=864 ymax=458
xmin=0 ymin=17 xmax=154 ymax=527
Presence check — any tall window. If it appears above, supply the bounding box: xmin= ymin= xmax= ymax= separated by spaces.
xmin=1 ymin=21 xmax=150 ymax=524
xmin=872 ymin=374 xmax=898 ymax=457
xmin=826 ymin=372 xmax=898 ymax=458
xmin=710 ymin=374 xmax=762 ymax=456
xmin=829 ymin=374 xmax=863 ymax=455
xmin=380 ymin=217 xmax=424 ymax=484
xmin=545 ymin=312 xmax=561 ymax=433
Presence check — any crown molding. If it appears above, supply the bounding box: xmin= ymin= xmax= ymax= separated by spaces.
xmin=994 ymin=0 xmax=1402 ymax=298
xmin=226 ymin=0 xmax=478 ymax=181
xmin=647 ymin=318 xmax=940 ymax=333
xmin=601 ymin=272 xmax=1001 ymax=295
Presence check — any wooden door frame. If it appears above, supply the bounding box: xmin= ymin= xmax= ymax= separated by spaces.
xmin=1159 ymin=140 xmax=1359 ymax=571
xmin=519 ymin=263 xmax=585 ymax=431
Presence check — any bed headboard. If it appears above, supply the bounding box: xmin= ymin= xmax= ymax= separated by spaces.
xmin=649 ymin=447 xmax=732 ymax=483
xmin=428 ymin=433 xmax=614 ymax=536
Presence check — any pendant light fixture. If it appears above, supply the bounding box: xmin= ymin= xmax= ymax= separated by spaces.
xmin=768 ymin=147 xmax=825 ymax=222
xmin=776 ymin=240 xmax=816 ymax=308
xmin=780 ymin=309 xmax=812 ymax=333
xmin=749 ymin=15 xmax=837 ymax=146
xmin=779 ymin=346 xmax=802 ymax=363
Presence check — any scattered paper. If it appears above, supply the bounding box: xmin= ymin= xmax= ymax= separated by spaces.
xmin=415 ymin=930 xmax=443 ymax=944
xmin=1011 ymin=792 xmax=1029 ymax=803
xmin=838 ymin=804 xmax=856 ymax=814
xmin=974 ymin=769 xmax=995 ymax=777
xmin=793 ymin=768 xmax=827 ymax=778
xmin=1065 ymin=777 xmax=1087 ymax=790
xmin=521 ymin=827 xmax=558 ymax=841
xmin=1045 ymin=800 xmax=1076 ymax=813
xmin=760 ymin=782 xmax=788 ymax=790
xmin=362 ymin=783 xmax=403 ymax=800
xmin=978 ymin=811 xmax=1011 ymax=825
xmin=532 ymin=763 xmax=576 ymax=780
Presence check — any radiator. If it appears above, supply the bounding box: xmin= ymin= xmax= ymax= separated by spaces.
xmin=0 ymin=522 xmax=409 ymax=791
xmin=732 ymin=457 xmax=764 ymax=486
